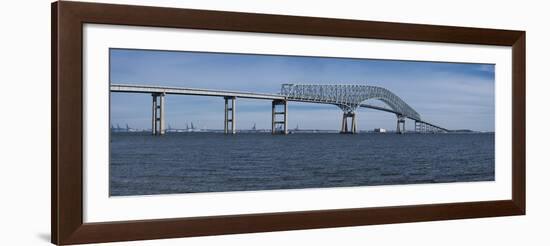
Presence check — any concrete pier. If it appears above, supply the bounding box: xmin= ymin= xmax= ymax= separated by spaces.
xmin=271 ymin=100 xmax=288 ymax=134
xmin=224 ymin=97 xmax=236 ymax=134
xmin=340 ymin=112 xmax=357 ymax=134
xmin=396 ymin=115 xmax=405 ymax=134
xmin=151 ymin=93 xmax=166 ymax=135
xmin=415 ymin=120 xmax=445 ymax=133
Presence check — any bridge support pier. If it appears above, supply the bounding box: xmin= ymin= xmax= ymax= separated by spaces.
xmin=224 ymin=97 xmax=236 ymax=134
xmin=415 ymin=121 xmax=426 ymax=133
xmin=396 ymin=115 xmax=405 ymax=134
xmin=151 ymin=93 xmax=166 ymax=135
xmin=272 ymin=100 xmax=288 ymax=134
xmin=340 ymin=112 xmax=357 ymax=134
xmin=414 ymin=121 xmax=448 ymax=133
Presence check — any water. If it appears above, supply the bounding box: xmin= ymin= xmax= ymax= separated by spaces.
xmin=110 ymin=132 xmax=494 ymax=196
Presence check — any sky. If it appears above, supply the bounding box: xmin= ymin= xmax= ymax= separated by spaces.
xmin=110 ymin=49 xmax=495 ymax=132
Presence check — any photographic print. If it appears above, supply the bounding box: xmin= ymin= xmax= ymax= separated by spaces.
xmin=109 ymin=48 xmax=495 ymax=196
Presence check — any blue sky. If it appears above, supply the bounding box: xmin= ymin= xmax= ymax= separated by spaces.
xmin=110 ymin=49 xmax=495 ymax=131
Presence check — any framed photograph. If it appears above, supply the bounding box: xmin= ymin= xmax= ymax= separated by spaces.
xmin=52 ymin=1 xmax=525 ymax=245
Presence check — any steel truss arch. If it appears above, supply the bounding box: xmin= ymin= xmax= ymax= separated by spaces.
xmin=280 ymin=83 xmax=421 ymax=120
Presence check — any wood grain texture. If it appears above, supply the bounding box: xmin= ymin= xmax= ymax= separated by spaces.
xmin=52 ymin=1 xmax=526 ymax=244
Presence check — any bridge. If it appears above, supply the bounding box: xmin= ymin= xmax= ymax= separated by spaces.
xmin=110 ymin=83 xmax=449 ymax=135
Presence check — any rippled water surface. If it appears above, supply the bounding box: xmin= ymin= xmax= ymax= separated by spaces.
xmin=110 ymin=132 xmax=494 ymax=196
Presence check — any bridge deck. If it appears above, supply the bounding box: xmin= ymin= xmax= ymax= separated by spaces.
xmin=110 ymin=84 xmax=286 ymax=100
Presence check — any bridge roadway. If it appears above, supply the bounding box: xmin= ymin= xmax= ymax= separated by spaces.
xmin=110 ymin=83 xmax=449 ymax=134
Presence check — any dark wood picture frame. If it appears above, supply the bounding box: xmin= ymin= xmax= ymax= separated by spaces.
xmin=52 ymin=1 xmax=525 ymax=245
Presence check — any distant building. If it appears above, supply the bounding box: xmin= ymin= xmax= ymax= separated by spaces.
xmin=374 ymin=128 xmax=387 ymax=133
